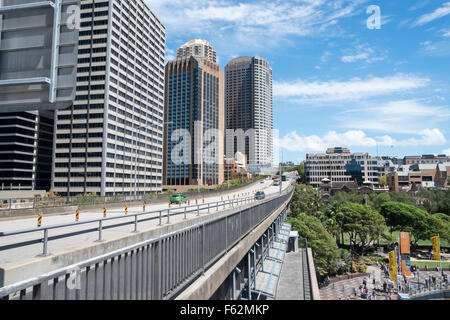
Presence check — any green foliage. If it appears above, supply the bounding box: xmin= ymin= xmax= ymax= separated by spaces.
xmin=389 ymin=192 xmax=417 ymax=206
xmin=380 ymin=201 xmax=447 ymax=245
xmin=417 ymin=189 xmax=450 ymax=215
xmin=288 ymin=214 xmax=341 ymax=275
xmin=368 ymin=192 xmax=392 ymax=212
xmin=329 ymin=191 xmax=364 ymax=205
xmin=378 ymin=175 xmax=387 ymax=186
xmin=289 ymin=184 xmax=324 ymax=220
xmin=339 ymin=202 xmax=387 ymax=254
xmin=74 ymin=193 xmax=102 ymax=205
xmin=217 ymin=177 xmax=251 ymax=190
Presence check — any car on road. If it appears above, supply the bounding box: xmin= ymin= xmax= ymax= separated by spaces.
xmin=260 ymin=179 xmax=265 ymax=184
xmin=273 ymin=179 xmax=280 ymax=186
xmin=417 ymin=253 xmax=432 ymax=259
xmin=170 ymin=193 xmax=187 ymax=204
xmin=255 ymin=191 xmax=265 ymax=200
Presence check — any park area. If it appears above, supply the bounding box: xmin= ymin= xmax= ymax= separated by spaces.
xmin=287 ymin=184 xmax=450 ymax=298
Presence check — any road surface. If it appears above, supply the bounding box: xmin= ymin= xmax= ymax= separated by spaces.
xmin=0 ymin=179 xmax=292 ymax=265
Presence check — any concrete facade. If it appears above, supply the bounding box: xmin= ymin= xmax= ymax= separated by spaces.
xmin=225 ymin=57 xmax=273 ymax=171
xmin=53 ymin=0 xmax=166 ymax=198
xmin=305 ymin=147 xmax=380 ymax=189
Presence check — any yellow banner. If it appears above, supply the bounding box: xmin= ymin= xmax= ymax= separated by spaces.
xmin=431 ymin=236 xmax=440 ymax=261
xmin=389 ymin=250 xmax=397 ymax=283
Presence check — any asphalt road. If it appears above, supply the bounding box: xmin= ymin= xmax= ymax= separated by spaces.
xmin=0 ymin=179 xmax=292 ymax=266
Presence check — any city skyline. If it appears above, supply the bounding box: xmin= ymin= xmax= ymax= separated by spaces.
xmin=147 ymin=0 xmax=450 ymax=163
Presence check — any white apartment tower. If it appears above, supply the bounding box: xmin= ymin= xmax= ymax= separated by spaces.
xmin=176 ymin=39 xmax=217 ymax=63
xmin=53 ymin=0 xmax=166 ymax=198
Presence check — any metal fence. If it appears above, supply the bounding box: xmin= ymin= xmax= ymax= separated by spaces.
xmin=0 ymin=194 xmax=272 ymax=256
xmin=0 ymin=187 xmax=294 ymax=300
xmin=0 ymin=180 xmax=266 ymax=211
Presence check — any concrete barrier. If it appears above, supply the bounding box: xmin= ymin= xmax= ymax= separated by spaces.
xmin=0 ymin=180 xmax=263 ymax=219
xmin=0 ymin=206 xmax=78 ymax=220
xmin=307 ymin=248 xmax=321 ymax=300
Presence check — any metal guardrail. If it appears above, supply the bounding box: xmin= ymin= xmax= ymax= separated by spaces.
xmin=0 ymin=186 xmax=294 ymax=300
xmin=0 ymin=180 xmax=267 ymax=211
xmin=0 ymin=195 xmax=269 ymax=256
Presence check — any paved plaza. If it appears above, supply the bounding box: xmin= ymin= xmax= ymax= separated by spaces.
xmin=319 ymin=265 xmax=450 ymax=300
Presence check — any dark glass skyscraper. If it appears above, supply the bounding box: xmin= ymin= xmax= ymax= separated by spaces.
xmin=163 ymin=43 xmax=224 ymax=190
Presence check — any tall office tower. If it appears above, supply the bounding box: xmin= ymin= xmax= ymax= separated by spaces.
xmin=225 ymin=57 xmax=273 ymax=172
xmin=0 ymin=0 xmax=80 ymax=192
xmin=163 ymin=44 xmax=224 ymax=190
xmin=0 ymin=111 xmax=54 ymax=191
xmin=176 ymin=39 xmax=217 ymax=63
xmin=53 ymin=0 xmax=166 ymax=198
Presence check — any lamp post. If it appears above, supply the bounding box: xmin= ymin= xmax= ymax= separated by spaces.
xmin=350 ymin=237 xmax=353 ymax=273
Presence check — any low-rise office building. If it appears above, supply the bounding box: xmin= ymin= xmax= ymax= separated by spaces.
xmin=387 ymin=162 xmax=450 ymax=191
xmin=305 ymin=147 xmax=379 ymax=189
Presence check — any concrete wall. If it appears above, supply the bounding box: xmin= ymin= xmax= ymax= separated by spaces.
xmin=0 ymin=180 xmax=262 ymax=219
xmin=307 ymin=248 xmax=321 ymax=300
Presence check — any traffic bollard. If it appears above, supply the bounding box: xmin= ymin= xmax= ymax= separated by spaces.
xmin=75 ymin=209 xmax=80 ymax=222
xmin=103 ymin=206 xmax=107 ymax=218
xmin=37 ymin=212 xmax=42 ymax=227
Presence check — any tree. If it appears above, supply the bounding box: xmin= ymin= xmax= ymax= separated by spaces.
xmin=378 ymin=175 xmax=387 ymax=186
xmin=368 ymin=192 xmax=391 ymax=212
xmin=329 ymin=191 xmax=365 ymax=205
xmin=289 ymin=213 xmax=341 ymax=275
xmin=289 ymin=184 xmax=324 ymax=219
xmin=340 ymin=202 xmax=387 ymax=254
xmin=380 ymin=201 xmax=434 ymax=246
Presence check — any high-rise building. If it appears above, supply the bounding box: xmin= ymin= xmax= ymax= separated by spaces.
xmin=225 ymin=56 xmax=273 ymax=172
xmin=53 ymin=0 xmax=166 ymax=198
xmin=176 ymin=39 xmax=217 ymax=63
xmin=0 ymin=111 xmax=54 ymax=191
xmin=305 ymin=147 xmax=380 ymax=188
xmin=0 ymin=0 xmax=79 ymax=192
xmin=163 ymin=42 xmax=224 ymax=190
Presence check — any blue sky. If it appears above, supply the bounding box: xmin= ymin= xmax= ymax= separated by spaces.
xmin=146 ymin=0 xmax=450 ymax=163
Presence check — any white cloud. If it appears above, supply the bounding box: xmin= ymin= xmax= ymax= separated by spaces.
xmin=341 ymin=53 xmax=369 ymax=63
xmin=277 ymin=129 xmax=447 ymax=152
xmin=340 ymin=44 xmax=385 ymax=64
xmin=274 ymin=74 xmax=430 ymax=102
xmin=443 ymin=148 xmax=450 ymax=156
xmin=413 ymin=2 xmax=450 ymax=26
xmin=146 ymin=0 xmax=369 ymax=53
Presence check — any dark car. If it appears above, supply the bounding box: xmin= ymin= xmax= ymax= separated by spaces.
xmin=255 ymin=191 xmax=265 ymax=200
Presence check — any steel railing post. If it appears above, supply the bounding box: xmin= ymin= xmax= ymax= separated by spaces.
xmin=42 ymin=229 xmax=48 ymax=256
xmin=159 ymin=211 xmax=162 ymax=226
xmin=247 ymin=252 xmax=251 ymax=300
xmin=98 ymin=220 xmax=103 ymax=241
xmin=134 ymin=214 xmax=138 ymax=233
